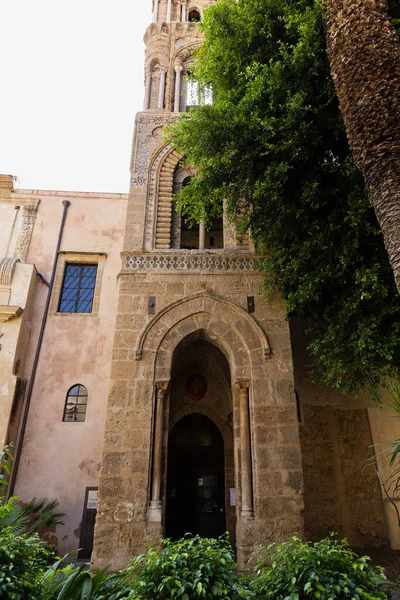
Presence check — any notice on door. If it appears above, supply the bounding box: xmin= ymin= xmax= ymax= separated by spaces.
xmin=229 ymin=488 xmax=236 ymax=507
xmin=87 ymin=489 xmax=98 ymax=510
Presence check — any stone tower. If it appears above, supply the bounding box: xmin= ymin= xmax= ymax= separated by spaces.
xmin=91 ymin=0 xmax=304 ymax=570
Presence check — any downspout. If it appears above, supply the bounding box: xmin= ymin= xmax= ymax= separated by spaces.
xmin=8 ymin=200 xmax=71 ymax=496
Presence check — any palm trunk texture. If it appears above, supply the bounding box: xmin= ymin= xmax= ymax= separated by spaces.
xmin=325 ymin=0 xmax=400 ymax=292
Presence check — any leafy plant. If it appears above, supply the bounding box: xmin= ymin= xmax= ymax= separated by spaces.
xmin=0 ymin=444 xmax=12 ymax=490
xmin=252 ymin=536 xmax=389 ymax=600
xmin=0 ymin=527 xmax=55 ymax=600
xmin=125 ymin=534 xmax=249 ymax=599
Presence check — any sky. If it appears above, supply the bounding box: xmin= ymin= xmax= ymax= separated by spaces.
xmin=0 ymin=1 xmax=153 ymax=193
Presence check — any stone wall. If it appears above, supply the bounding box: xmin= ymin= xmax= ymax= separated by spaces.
xmin=92 ymin=271 xmax=304 ymax=570
xmin=290 ymin=317 xmax=388 ymax=549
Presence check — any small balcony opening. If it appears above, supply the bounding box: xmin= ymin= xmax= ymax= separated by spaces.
xmin=188 ymin=9 xmax=201 ymax=22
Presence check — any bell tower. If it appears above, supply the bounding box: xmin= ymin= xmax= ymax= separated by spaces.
xmin=92 ymin=0 xmax=304 ymax=572
xmin=126 ymin=0 xmax=214 ymax=253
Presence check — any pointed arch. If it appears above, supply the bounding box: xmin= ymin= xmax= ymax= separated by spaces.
xmin=144 ymin=143 xmax=183 ymax=250
xmin=135 ymin=291 xmax=271 ymax=381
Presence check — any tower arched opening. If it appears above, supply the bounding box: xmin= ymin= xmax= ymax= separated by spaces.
xmin=171 ymin=168 xmax=224 ymax=249
xmin=188 ymin=9 xmax=201 ymax=21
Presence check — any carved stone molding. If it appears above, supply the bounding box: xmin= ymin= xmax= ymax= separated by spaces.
xmin=0 ymin=258 xmax=20 ymax=286
xmin=14 ymin=204 xmax=39 ymax=261
xmin=124 ymin=251 xmax=257 ymax=273
xmin=130 ymin=115 xmax=180 ymax=188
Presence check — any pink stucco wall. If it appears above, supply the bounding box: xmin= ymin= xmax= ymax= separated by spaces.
xmin=13 ymin=189 xmax=127 ymax=556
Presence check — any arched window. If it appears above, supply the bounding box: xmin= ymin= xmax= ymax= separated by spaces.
xmin=188 ymin=9 xmax=201 ymax=21
xmin=63 ymin=384 xmax=88 ymax=422
xmin=186 ymin=78 xmax=213 ymax=111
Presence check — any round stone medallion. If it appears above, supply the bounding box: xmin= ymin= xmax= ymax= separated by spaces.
xmin=187 ymin=373 xmax=207 ymax=401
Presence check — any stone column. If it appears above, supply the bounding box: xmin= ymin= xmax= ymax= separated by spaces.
xmin=199 ymin=221 xmax=205 ymax=250
xmin=14 ymin=204 xmax=39 ymax=262
xmin=181 ymin=0 xmax=187 ymax=21
xmin=144 ymin=68 xmax=152 ymax=110
xmin=166 ymin=0 xmax=172 ymax=22
xmin=174 ymin=65 xmax=183 ymax=113
xmin=153 ymin=0 xmax=159 ymax=22
xmin=158 ymin=67 xmax=167 ymax=110
xmin=149 ymin=381 xmax=168 ymax=522
xmin=237 ymin=381 xmax=254 ymax=518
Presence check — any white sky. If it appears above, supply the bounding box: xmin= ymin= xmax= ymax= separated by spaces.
xmin=0 ymin=1 xmax=153 ymax=193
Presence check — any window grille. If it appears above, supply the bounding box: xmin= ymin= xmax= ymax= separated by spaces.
xmin=58 ymin=264 xmax=97 ymax=313
xmin=63 ymin=384 xmax=88 ymax=422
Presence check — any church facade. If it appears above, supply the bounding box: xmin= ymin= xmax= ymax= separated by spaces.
xmin=0 ymin=0 xmax=399 ymax=570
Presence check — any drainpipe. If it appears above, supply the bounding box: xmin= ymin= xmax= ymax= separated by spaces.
xmin=8 ymin=200 xmax=71 ymax=496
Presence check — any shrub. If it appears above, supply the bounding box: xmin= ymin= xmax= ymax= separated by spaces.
xmin=252 ymin=536 xmax=389 ymax=600
xmin=0 ymin=527 xmax=54 ymax=600
xmin=124 ymin=534 xmax=249 ymax=599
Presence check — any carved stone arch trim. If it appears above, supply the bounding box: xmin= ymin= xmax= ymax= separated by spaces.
xmin=152 ymin=146 xmax=183 ymax=249
xmin=173 ymin=41 xmax=202 ymax=70
xmin=0 ymin=258 xmax=20 ymax=286
xmin=135 ymin=291 xmax=271 ymax=379
xmin=147 ymin=54 xmax=169 ymax=70
xmin=144 ymin=142 xmax=181 ymax=249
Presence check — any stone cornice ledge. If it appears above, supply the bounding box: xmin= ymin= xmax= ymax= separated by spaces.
xmin=122 ymin=251 xmax=258 ymax=274
xmin=0 ymin=306 xmax=23 ymax=324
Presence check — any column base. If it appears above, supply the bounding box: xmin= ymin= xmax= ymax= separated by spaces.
xmin=241 ymin=508 xmax=254 ymax=519
xmin=149 ymin=500 xmax=163 ymax=522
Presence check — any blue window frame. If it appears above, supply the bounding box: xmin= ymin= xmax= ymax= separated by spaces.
xmin=58 ymin=264 xmax=97 ymax=313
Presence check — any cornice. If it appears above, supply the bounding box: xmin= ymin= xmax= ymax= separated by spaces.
xmin=0 ymin=305 xmax=23 ymax=324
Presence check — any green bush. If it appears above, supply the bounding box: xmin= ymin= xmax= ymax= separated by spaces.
xmin=125 ymin=534 xmax=249 ymax=599
xmin=252 ymin=536 xmax=389 ymax=600
xmin=0 ymin=527 xmax=54 ymax=600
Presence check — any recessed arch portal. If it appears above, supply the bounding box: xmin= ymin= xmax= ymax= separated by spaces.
xmin=165 ymin=336 xmax=234 ymax=541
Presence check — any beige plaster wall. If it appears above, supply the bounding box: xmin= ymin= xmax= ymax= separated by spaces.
xmin=0 ymin=262 xmax=36 ymax=449
xmin=9 ymin=189 xmax=127 ymax=556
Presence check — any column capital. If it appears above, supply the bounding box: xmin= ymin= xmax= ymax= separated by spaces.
xmin=160 ymin=66 xmax=168 ymax=74
xmin=174 ymin=64 xmax=184 ymax=74
xmin=236 ymin=380 xmax=250 ymax=392
xmin=156 ymin=381 xmax=169 ymax=392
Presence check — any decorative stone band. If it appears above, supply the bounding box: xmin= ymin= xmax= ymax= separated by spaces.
xmin=123 ymin=252 xmax=257 ymax=274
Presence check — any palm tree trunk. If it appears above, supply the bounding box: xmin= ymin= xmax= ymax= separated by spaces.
xmin=324 ymin=0 xmax=400 ymax=292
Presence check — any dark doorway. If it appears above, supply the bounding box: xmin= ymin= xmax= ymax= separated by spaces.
xmin=166 ymin=413 xmax=226 ymax=540
xmin=78 ymin=487 xmax=98 ymax=559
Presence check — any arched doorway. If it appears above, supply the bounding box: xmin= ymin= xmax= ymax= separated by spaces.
xmin=166 ymin=413 xmax=226 ymax=539
xmin=163 ymin=334 xmax=235 ymax=543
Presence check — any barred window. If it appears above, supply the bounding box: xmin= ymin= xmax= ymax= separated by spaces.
xmin=58 ymin=264 xmax=97 ymax=313
xmin=63 ymin=384 xmax=88 ymax=422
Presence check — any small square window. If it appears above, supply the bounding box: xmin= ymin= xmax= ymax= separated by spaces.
xmin=58 ymin=264 xmax=98 ymax=313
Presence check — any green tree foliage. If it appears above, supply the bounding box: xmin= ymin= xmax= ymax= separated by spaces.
xmin=168 ymin=0 xmax=400 ymax=397
xmin=253 ymin=536 xmax=389 ymax=599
